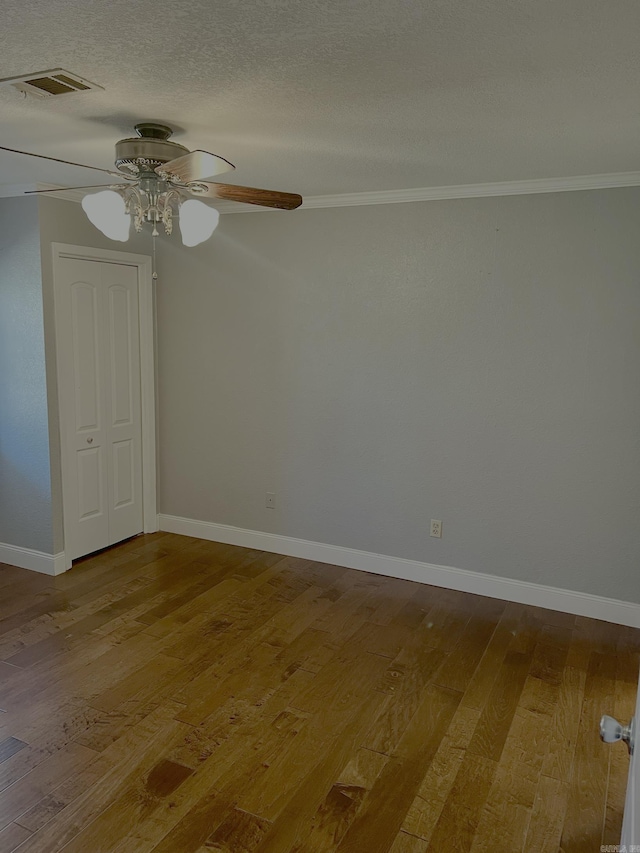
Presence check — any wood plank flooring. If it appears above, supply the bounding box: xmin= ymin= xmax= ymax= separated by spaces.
xmin=0 ymin=532 xmax=637 ymax=852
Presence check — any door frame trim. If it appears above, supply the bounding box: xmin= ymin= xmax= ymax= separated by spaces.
xmin=52 ymin=243 xmax=157 ymax=569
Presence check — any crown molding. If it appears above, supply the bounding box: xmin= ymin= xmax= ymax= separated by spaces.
xmin=216 ymin=170 xmax=640 ymax=214
xmin=1 ymin=171 xmax=640 ymax=212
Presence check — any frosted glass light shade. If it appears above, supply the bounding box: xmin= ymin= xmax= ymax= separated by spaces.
xmin=179 ymin=199 xmax=219 ymax=247
xmin=81 ymin=191 xmax=130 ymax=242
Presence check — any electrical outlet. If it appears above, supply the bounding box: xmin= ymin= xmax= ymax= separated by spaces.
xmin=430 ymin=519 xmax=442 ymax=538
xmin=266 ymin=492 xmax=276 ymax=509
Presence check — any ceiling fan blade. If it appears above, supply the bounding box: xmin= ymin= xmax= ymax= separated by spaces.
xmin=190 ymin=182 xmax=303 ymax=210
xmin=0 ymin=144 xmax=114 ymax=175
xmin=157 ymin=150 xmax=235 ymax=182
xmin=24 ymin=184 xmax=128 ymax=194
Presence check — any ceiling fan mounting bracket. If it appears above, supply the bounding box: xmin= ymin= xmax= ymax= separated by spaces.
xmin=115 ymin=124 xmax=190 ymax=175
xmin=134 ymin=123 xmax=174 ymax=141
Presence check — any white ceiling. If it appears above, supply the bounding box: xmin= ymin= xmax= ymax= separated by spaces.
xmin=1 ymin=0 xmax=639 ymax=199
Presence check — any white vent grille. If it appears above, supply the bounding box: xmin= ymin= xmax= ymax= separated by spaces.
xmin=0 ymin=69 xmax=103 ymax=98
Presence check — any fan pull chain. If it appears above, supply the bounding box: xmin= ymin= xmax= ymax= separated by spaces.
xmin=152 ymin=233 xmax=158 ymax=281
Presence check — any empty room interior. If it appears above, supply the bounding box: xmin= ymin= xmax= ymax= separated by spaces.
xmin=1 ymin=2 xmax=640 ymax=851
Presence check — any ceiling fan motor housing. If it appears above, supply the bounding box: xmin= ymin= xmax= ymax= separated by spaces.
xmin=115 ymin=123 xmax=189 ymax=175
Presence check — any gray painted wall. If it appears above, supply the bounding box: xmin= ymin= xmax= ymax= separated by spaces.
xmin=37 ymin=196 xmax=151 ymax=553
xmin=156 ymin=188 xmax=640 ymax=602
xmin=0 ymin=197 xmax=52 ymax=552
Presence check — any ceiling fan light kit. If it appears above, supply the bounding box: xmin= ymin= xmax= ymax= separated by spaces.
xmin=4 ymin=121 xmax=302 ymax=247
xmin=81 ymin=185 xmax=219 ymax=246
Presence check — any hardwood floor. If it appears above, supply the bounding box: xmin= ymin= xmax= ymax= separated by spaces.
xmin=0 ymin=532 xmax=637 ymax=852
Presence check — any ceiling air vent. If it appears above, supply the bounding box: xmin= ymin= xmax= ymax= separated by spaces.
xmin=0 ymin=69 xmax=103 ymax=98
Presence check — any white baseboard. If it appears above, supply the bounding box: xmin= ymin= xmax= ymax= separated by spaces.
xmin=0 ymin=542 xmax=68 ymax=576
xmin=158 ymin=514 xmax=640 ymax=629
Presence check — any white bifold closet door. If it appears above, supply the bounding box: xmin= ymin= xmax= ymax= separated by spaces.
xmin=56 ymin=257 xmax=143 ymax=561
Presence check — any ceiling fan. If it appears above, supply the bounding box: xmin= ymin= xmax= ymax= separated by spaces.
xmin=1 ymin=122 xmax=303 ymax=245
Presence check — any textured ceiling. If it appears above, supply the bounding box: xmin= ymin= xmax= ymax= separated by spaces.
xmin=1 ymin=0 xmax=639 ymax=198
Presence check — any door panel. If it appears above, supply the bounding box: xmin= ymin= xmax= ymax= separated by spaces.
xmin=109 ymin=285 xmax=133 ymax=426
xmin=104 ymin=265 xmax=143 ymax=545
xmin=77 ymin=447 xmax=104 ymax=518
xmin=59 ymin=260 xmax=109 ymax=559
xmin=620 ymin=674 xmax=640 ymax=847
xmin=112 ymin=440 xmax=135 ymax=508
xmin=56 ymin=257 xmax=144 ymax=560
xmin=71 ymin=282 xmax=101 ymax=432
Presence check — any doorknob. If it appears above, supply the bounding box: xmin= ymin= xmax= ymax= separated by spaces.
xmin=86 ymin=437 xmax=93 ymax=444
xmin=600 ymin=715 xmax=635 ymax=755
